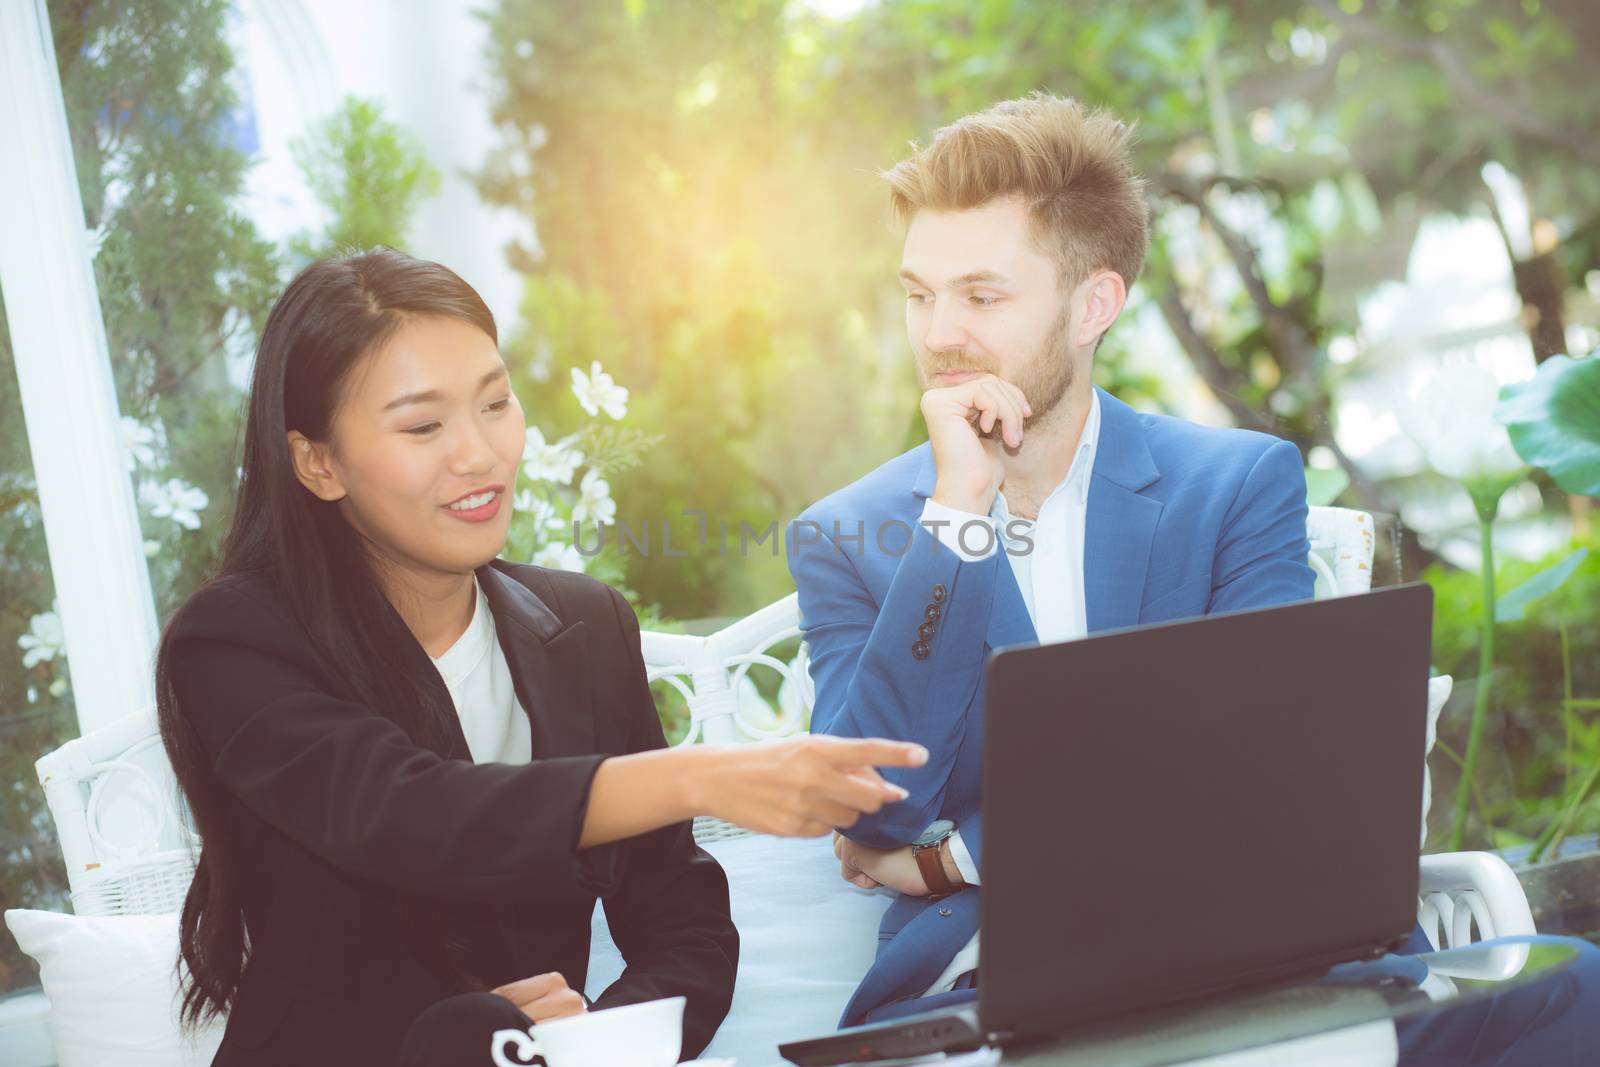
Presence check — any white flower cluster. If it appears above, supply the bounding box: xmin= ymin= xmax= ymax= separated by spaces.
xmin=513 ymin=360 xmax=629 ymax=573
xmin=16 ymin=412 xmax=207 ymax=686
xmin=1397 ymin=357 xmax=1524 ymax=482
xmin=570 ymin=360 xmax=629 ymax=421
xmin=118 ymin=415 xmax=167 ymax=471
xmin=531 ymin=542 xmax=588 ymax=572
xmin=572 ymin=470 xmax=615 ymax=526
xmin=17 ymin=604 xmax=64 ymax=668
xmin=521 ymin=426 xmax=584 ymax=484
xmin=138 ymin=478 xmax=210 ymax=531
xmin=120 ymin=414 xmax=209 ymax=539
xmin=17 ymin=602 xmax=70 ymax=701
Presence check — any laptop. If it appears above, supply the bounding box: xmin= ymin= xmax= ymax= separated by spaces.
xmin=779 ymin=583 xmax=1433 ymax=1065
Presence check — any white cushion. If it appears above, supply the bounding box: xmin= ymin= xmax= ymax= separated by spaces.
xmin=588 ymin=833 xmax=892 ymax=1067
xmin=3 ymin=909 xmax=224 ymax=1067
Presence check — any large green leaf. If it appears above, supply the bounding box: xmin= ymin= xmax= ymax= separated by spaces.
xmin=1495 ymin=547 xmax=1589 ymax=624
xmin=1495 ymin=352 xmax=1600 ymax=497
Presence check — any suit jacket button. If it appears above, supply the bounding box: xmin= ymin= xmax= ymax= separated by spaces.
xmin=918 ymin=622 xmax=936 ymax=640
xmin=938 ymin=907 xmax=953 ymax=917
xmin=912 ymin=640 xmax=930 ymax=660
xmin=924 ymin=604 xmax=942 ymax=622
xmin=932 ymin=583 xmax=947 ymax=603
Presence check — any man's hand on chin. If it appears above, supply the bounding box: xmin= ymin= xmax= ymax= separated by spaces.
xmin=834 ymin=832 xmax=929 ymax=896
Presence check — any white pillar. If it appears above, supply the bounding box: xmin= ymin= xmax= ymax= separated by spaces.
xmin=0 ymin=0 xmax=158 ymax=732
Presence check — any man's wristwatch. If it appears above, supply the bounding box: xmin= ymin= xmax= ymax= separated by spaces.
xmin=911 ymin=819 xmax=963 ymax=900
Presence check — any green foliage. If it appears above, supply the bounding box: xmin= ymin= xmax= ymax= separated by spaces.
xmin=1496 ymin=548 xmax=1589 ymax=625
xmin=479 ymin=0 xmax=1600 ymax=617
xmin=1498 ymin=351 xmax=1600 ymax=498
xmin=289 ymin=96 xmax=442 ymax=262
xmin=1423 ymin=535 xmax=1600 ymax=850
xmin=477 ymin=0 xmax=1217 ymax=618
xmin=1305 ymin=466 xmax=1351 ymax=507
xmin=574 ymin=424 xmax=664 ymax=479
xmin=478 ymin=0 xmax=922 ymax=618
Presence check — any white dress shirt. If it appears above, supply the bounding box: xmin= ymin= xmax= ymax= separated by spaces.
xmin=914 ymin=389 xmax=1102 ymax=994
xmin=428 ymin=576 xmax=532 ymax=766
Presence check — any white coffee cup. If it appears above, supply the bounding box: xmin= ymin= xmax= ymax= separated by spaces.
xmin=490 ymin=995 xmax=686 ymax=1067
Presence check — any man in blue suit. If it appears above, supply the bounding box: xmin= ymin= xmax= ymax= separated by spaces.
xmin=787 ymin=93 xmax=1598 ymax=1062
xmin=786 ymin=91 xmax=1314 ymax=1028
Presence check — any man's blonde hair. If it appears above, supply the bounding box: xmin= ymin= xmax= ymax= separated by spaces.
xmin=884 ymin=93 xmax=1150 ymax=292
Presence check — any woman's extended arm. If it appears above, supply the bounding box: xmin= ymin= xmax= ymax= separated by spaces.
xmin=577 ymin=735 xmax=927 ymax=849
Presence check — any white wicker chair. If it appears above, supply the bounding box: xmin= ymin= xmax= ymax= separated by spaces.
xmin=34 ymin=705 xmax=195 ymax=917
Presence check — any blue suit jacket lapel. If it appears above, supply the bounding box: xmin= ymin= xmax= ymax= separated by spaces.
xmin=1084 ymin=388 xmax=1162 ymax=633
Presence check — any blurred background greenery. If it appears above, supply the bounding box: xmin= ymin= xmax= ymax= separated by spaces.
xmin=3 ymin=0 xmax=1598 ymax=990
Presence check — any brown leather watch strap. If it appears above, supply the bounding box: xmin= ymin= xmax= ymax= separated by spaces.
xmin=914 ymin=839 xmax=960 ymax=899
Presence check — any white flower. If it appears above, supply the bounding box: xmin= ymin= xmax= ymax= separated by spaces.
xmin=570 ymin=469 xmax=616 ymax=527
xmin=513 ymin=488 xmax=562 ymax=532
xmin=18 ymin=606 xmax=65 ymax=668
xmin=521 ymin=426 xmax=583 ymax=485
xmin=86 ymin=221 xmax=112 ymax=261
xmin=139 ymin=477 xmax=209 ymax=531
xmin=118 ymin=416 xmax=168 ymax=472
xmin=531 ymin=541 xmax=587 ymax=573
xmin=1397 ymin=357 xmax=1525 ymax=482
xmin=570 ymin=360 xmax=629 ymax=420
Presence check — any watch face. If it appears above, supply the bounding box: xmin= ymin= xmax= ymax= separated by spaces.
xmin=913 ymin=818 xmax=955 ymax=847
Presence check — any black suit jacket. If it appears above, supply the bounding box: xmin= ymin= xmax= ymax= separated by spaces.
xmin=164 ymin=559 xmax=737 ymax=1065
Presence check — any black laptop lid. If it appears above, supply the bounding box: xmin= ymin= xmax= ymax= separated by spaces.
xmin=978 ymin=584 xmax=1433 ymax=1044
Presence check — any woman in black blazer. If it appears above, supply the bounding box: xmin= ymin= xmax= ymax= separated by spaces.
xmin=155 ymin=248 xmax=922 ymax=1065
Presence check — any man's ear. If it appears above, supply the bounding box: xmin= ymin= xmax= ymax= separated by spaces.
xmin=286 ymin=430 xmax=348 ymax=502
xmin=1074 ymin=270 xmax=1128 ymax=348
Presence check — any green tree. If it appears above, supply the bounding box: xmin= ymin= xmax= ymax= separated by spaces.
xmin=478 ymin=0 xmax=915 ymax=618
xmin=809 ymin=0 xmax=1597 ymax=521
xmin=289 ymin=96 xmax=443 ymax=263
xmin=1254 ymin=0 xmax=1600 ymax=364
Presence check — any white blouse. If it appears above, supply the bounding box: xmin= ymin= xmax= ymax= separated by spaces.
xmin=427 ymin=576 xmax=532 ymax=765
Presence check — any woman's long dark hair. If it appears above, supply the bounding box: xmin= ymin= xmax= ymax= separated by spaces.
xmin=155 ymin=248 xmax=498 ymax=1028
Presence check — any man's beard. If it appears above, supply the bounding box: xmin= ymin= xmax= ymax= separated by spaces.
xmin=919 ymin=302 xmax=1075 ymax=431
